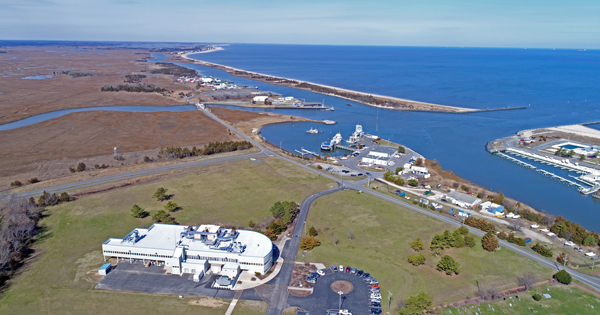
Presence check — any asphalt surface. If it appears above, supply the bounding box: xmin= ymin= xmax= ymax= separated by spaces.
xmin=287 ymin=269 xmax=373 ymax=315
xmin=13 ymin=107 xmax=600 ymax=314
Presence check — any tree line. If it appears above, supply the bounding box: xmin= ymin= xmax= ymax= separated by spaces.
xmin=124 ymin=74 xmax=146 ymax=83
xmin=160 ymin=141 xmax=253 ymax=159
xmin=1 ymin=192 xmax=72 ymax=285
xmin=100 ymin=84 xmax=168 ymax=93
xmin=148 ymin=62 xmax=198 ymax=77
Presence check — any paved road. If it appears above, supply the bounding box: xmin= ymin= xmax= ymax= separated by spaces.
xmin=13 ymin=151 xmax=266 ymax=199
xmin=11 ymin=107 xmax=600 ymax=314
xmin=264 ymin=186 xmax=343 ymax=315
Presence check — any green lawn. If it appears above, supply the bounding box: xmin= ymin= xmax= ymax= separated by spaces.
xmin=0 ymin=157 xmax=333 ymax=314
xmin=440 ymin=283 xmax=600 ymax=314
xmin=301 ymin=190 xmax=554 ymax=312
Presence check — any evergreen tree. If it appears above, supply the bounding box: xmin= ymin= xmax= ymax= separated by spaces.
xmin=437 ymin=255 xmax=460 ymax=275
xmin=482 ymin=231 xmax=499 ymax=252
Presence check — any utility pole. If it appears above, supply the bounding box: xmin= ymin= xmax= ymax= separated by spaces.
xmin=563 ymin=253 xmax=568 ymax=269
xmin=387 ymin=290 xmax=392 ymax=315
xmin=338 ymin=291 xmax=343 ymax=310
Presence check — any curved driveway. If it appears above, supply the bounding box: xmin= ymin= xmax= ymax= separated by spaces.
xmin=10 ymin=108 xmax=600 ymax=314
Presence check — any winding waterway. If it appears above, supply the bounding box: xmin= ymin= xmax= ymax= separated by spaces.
xmin=181 ymin=45 xmax=600 ymax=231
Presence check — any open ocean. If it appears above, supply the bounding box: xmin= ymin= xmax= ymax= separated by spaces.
xmin=188 ymin=45 xmax=600 ymax=230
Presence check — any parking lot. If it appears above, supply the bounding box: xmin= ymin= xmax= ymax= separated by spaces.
xmin=95 ymin=261 xmax=261 ymax=301
xmin=288 ymin=266 xmax=382 ymax=315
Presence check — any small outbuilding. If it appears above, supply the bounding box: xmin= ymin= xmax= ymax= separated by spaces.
xmin=98 ymin=263 xmax=112 ymax=276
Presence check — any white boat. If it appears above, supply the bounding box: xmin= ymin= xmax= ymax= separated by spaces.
xmin=306 ymin=127 xmax=319 ymax=134
xmin=331 ymin=133 xmax=343 ymax=146
xmin=347 ymin=124 xmax=364 ymax=143
xmin=321 ymin=142 xmax=332 ymax=151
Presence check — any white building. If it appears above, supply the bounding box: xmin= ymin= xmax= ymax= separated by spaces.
xmin=446 ymin=190 xmax=482 ymax=208
xmin=361 ymin=146 xmax=398 ymax=167
xmin=253 ymin=96 xmax=269 ymax=103
xmin=102 ymin=224 xmax=273 ymax=276
xmin=201 ymin=76 xmax=213 ymax=83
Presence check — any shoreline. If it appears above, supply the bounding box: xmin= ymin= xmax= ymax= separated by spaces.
xmin=174 ymin=53 xmax=489 ymax=113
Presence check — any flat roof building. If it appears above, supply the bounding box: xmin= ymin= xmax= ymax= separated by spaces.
xmin=446 ymin=190 xmax=482 ymax=209
xmin=102 ymin=223 xmax=273 ymax=276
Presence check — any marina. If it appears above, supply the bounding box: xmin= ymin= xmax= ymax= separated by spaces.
xmin=494 ymin=148 xmax=600 ymax=195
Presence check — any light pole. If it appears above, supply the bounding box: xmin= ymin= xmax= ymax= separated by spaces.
xmin=387 ymin=290 xmax=392 ymax=315
xmin=563 ymin=253 xmax=568 ymax=269
xmin=338 ymin=291 xmax=343 ymax=310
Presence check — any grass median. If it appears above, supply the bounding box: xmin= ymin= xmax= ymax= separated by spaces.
xmin=301 ymin=190 xmax=553 ymax=312
xmin=0 ymin=157 xmax=334 ymax=314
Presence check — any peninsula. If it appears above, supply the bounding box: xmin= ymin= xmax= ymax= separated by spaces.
xmin=169 ymin=53 xmax=524 ymax=114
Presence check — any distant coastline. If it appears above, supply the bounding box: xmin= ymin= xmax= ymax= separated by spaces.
xmin=172 ymin=52 xmax=524 ymax=114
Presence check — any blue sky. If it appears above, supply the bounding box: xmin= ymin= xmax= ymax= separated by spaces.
xmin=1 ymin=0 xmax=599 ymax=48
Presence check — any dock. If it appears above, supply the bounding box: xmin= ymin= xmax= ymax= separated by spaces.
xmin=333 ymin=144 xmax=355 ymax=151
xmin=493 ymin=148 xmax=600 ymax=194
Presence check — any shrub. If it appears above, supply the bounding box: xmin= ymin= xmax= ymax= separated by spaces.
xmin=397 ymin=146 xmax=405 ymax=153
xmin=411 ymin=237 xmax=424 ymax=251
xmin=465 ymin=216 xmax=496 ymax=232
xmin=532 ymin=293 xmax=542 ymax=301
xmin=131 ymin=204 xmax=149 ymax=218
xmin=464 ymin=235 xmax=476 ymax=248
xmin=164 ymin=201 xmax=180 ymax=212
xmin=28 ymin=178 xmax=40 ymax=184
xmin=10 ymin=180 xmax=22 ymax=187
xmin=507 ymin=233 xmax=527 ymax=246
xmin=153 ymin=187 xmax=170 ymax=201
xmin=300 ymin=236 xmax=321 ymax=250
xmin=497 ymin=231 xmax=508 ymax=240
xmin=408 ymin=253 xmax=426 ymax=266
xmin=248 ymin=220 xmax=255 ymax=228
xmin=152 ymin=209 xmax=175 ymax=223
xmin=455 ymin=226 xmax=469 ymax=235
xmin=399 ymin=292 xmax=432 ymax=315
xmin=408 ymin=179 xmax=419 ymax=187
xmin=482 ymin=231 xmax=499 ymax=252
xmin=76 ymin=162 xmax=86 ymax=172
xmin=308 ymin=226 xmax=318 ymax=237
xmin=554 ymin=270 xmax=572 ymax=284
xmin=268 ymin=220 xmax=287 ymax=235
xmin=436 ymin=255 xmax=460 ymax=275
xmin=59 ymin=192 xmax=71 ymax=203
xmin=532 ymin=242 xmax=553 ymax=258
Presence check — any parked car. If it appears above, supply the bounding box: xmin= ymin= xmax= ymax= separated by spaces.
xmin=350 ymin=267 xmax=357 ymax=274
xmin=370 ymin=280 xmax=379 ymax=284
xmin=370 ymin=308 xmax=382 ymax=314
xmin=339 ymin=265 xmax=344 ymax=272
xmin=362 ymin=272 xmax=370 ymax=278
xmin=371 ymin=294 xmax=382 ymax=299
xmin=311 ymin=272 xmax=320 ymax=278
xmin=370 ymin=298 xmax=381 ymax=303
xmin=371 ymin=284 xmax=380 ymax=289
xmin=317 ymin=269 xmax=325 ymax=276
xmin=345 ymin=266 xmax=351 ymax=273
xmin=331 ymin=265 xmax=338 ymax=272
xmin=357 ymin=270 xmax=364 ymax=276
xmin=370 ymin=289 xmax=380 ymax=294
xmin=339 ymin=309 xmax=353 ymax=315
xmin=306 ymin=276 xmax=316 ymax=283
xmin=371 ymin=302 xmax=381 ymax=307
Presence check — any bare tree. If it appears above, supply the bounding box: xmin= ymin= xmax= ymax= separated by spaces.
xmin=563 ymin=231 xmax=573 ymax=241
xmin=543 ymin=214 xmax=555 ymax=227
xmin=347 ymin=229 xmax=354 ymax=240
xmin=333 ymin=236 xmax=338 ymax=246
xmin=509 ymin=219 xmax=524 ymax=232
xmin=487 ymin=286 xmax=500 ymax=300
xmin=517 ymin=273 xmax=536 ymax=291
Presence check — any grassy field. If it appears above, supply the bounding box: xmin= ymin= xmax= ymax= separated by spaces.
xmin=301 ymin=190 xmax=554 ymax=312
xmin=440 ymin=283 xmax=600 ymax=314
xmin=0 ymin=157 xmax=334 ymax=314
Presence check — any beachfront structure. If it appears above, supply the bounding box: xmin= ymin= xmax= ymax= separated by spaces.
xmin=102 ymin=224 xmax=273 ymax=276
xmin=446 ymin=190 xmax=482 ymax=208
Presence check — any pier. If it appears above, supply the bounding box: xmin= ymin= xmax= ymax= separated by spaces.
xmin=333 ymin=144 xmax=355 ymax=151
xmin=494 ymin=148 xmax=600 ymax=194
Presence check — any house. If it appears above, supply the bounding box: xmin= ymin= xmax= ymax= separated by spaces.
xmin=446 ymin=190 xmax=482 ymax=208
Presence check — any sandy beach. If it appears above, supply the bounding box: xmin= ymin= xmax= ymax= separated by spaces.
xmin=177 ymin=53 xmax=478 ymax=113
